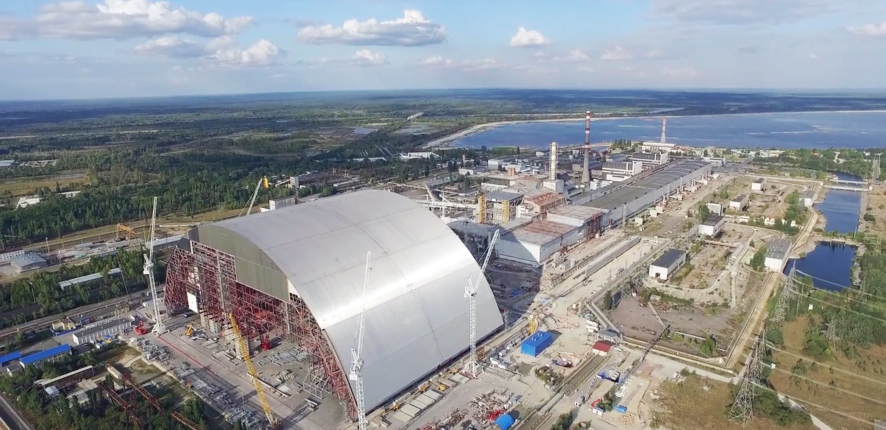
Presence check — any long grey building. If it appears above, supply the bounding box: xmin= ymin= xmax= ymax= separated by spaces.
xmin=165 ymin=190 xmax=504 ymax=412
xmin=72 ymin=317 xmax=131 ymax=345
xmin=578 ymin=159 xmax=712 ymax=228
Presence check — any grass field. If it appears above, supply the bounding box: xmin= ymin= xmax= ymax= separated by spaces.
xmin=0 ymin=172 xmax=89 ymax=197
xmin=651 ymin=373 xmax=816 ymax=430
xmin=767 ymin=317 xmax=886 ymax=430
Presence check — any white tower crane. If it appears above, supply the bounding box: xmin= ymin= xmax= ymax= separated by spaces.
xmin=349 ymin=252 xmax=372 ymax=430
xmin=464 ymin=229 xmax=500 ymax=377
xmin=144 ymin=197 xmax=165 ymax=334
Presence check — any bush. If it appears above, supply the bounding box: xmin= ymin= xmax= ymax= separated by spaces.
xmin=864 ymin=213 xmax=875 ymax=222
xmin=551 ymin=413 xmax=574 ymax=430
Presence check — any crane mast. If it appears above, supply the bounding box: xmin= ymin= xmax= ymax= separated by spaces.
xmin=144 ymin=197 xmax=165 ymax=334
xmin=243 ymin=176 xmax=268 ymax=217
xmin=465 ymin=230 xmax=499 ymax=377
xmin=230 ymin=313 xmax=279 ymax=429
xmin=350 ymin=252 xmax=372 ymax=430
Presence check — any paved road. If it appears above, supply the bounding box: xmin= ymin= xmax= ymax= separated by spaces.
xmin=0 ymin=393 xmax=33 ymax=430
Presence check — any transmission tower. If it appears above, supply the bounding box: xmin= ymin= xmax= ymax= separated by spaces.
xmin=823 ymin=322 xmax=839 ymax=349
xmin=465 ymin=229 xmax=499 ymax=377
xmin=144 ymin=197 xmax=165 ymax=334
xmin=774 ymin=266 xmax=798 ymax=324
xmin=728 ymin=335 xmax=764 ymax=424
xmin=349 ymin=252 xmax=372 ymax=430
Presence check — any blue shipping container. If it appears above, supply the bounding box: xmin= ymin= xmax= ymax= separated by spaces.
xmin=616 ymin=405 xmax=628 ymax=414
xmin=521 ymin=331 xmax=554 ymax=357
xmin=495 ymin=413 xmax=515 ymax=430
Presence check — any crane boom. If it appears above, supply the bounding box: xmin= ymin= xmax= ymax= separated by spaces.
xmin=144 ymin=197 xmax=164 ymax=334
xmin=230 ymin=313 xmax=279 ymax=429
xmin=464 ymin=229 xmax=499 ymax=377
xmin=243 ymin=176 xmax=266 ymax=217
xmin=350 ymin=252 xmax=371 ymax=430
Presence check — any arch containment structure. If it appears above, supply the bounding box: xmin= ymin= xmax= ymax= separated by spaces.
xmin=164 ymin=190 xmax=504 ymax=414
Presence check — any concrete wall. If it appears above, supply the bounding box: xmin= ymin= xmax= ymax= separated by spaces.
xmin=765 ymin=256 xmax=785 ymax=272
xmin=496 ymin=236 xmax=542 ymax=266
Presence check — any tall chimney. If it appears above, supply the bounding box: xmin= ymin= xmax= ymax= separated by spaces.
xmin=550 ymin=141 xmax=558 ymax=181
xmin=661 ymin=117 xmax=667 ymax=144
xmin=582 ymin=110 xmax=591 ymax=184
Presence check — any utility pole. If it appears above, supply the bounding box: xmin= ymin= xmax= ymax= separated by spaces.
xmin=728 ymin=335 xmax=764 ymax=424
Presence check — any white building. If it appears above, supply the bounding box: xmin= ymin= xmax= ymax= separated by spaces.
xmin=629 ymin=152 xmax=668 ymax=168
xmin=752 ymin=178 xmax=766 ymax=192
xmin=16 ymin=196 xmax=41 ymax=208
xmin=698 ymin=215 xmax=725 ymax=237
xmin=706 ymin=202 xmax=725 ymax=216
xmin=764 ymin=238 xmax=792 ymax=272
xmin=602 ymin=161 xmax=643 ymax=182
xmin=400 ymin=152 xmax=438 ymax=160
xmin=703 ymin=157 xmax=728 ymax=167
xmin=641 ymin=142 xmax=676 ymax=153
xmin=730 ymin=194 xmax=749 ymax=211
xmin=649 ymin=249 xmax=688 ymax=281
xmin=802 ymin=190 xmax=815 ymax=208
xmin=72 ymin=317 xmax=131 ymax=345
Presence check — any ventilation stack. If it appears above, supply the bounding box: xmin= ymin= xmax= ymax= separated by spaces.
xmin=582 ymin=111 xmax=592 ymax=184
xmin=549 ymin=142 xmax=558 ymax=181
xmin=661 ymin=117 xmax=667 ymax=143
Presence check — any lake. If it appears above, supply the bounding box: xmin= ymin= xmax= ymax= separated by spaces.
xmin=452 ymin=111 xmax=886 ymax=150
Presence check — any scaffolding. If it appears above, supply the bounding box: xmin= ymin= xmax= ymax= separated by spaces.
xmin=165 ymin=243 xmax=357 ymax=418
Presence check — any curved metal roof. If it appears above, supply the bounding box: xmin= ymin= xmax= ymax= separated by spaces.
xmin=194 ymin=190 xmax=503 ymax=410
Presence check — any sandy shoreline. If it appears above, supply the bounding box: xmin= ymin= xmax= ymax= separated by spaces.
xmin=422 ymin=109 xmax=886 ymax=149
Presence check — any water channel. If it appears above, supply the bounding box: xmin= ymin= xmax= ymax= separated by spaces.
xmin=785 ymin=173 xmax=863 ymax=291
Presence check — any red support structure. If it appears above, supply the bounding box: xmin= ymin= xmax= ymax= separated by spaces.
xmin=166 ymin=243 xmax=357 ymax=418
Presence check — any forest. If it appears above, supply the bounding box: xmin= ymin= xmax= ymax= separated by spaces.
xmin=0 ymin=346 xmax=210 ymax=430
xmin=752 ymin=148 xmax=879 ymax=180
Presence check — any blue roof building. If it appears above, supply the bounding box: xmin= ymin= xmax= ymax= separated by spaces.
xmin=20 ymin=344 xmax=72 ymax=367
xmin=521 ymin=331 xmax=554 ymax=357
xmin=0 ymin=351 xmax=21 ymax=366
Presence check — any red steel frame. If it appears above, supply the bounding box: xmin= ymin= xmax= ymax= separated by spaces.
xmin=165 ymin=243 xmax=357 ymax=417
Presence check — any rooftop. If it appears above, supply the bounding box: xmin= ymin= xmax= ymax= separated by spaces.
xmin=59 ymin=268 xmax=122 ymax=289
xmin=485 ymin=190 xmax=524 ymax=202
xmin=701 ymin=215 xmax=725 ymax=226
xmin=20 ymin=344 xmax=72 ymax=366
xmin=0 ymin=351 xmax=21 ymax=364
xmin=0 ymin=160 xmax=14 ymax=168
xmin=732 ymin=194 xmax=748 ymax=202
xmin=583 ymin=159 xmax=711 ymax=212
xmin=602 ymin=161 xmax=633 ymax=171
xmin=547 ymin=205 xmax=604 ymax=222
xmin=766 ymin=238 xmax=793 ymax=260
xmin=509 ymin=220 xmax=577 ymax=245
xmin=72 ymin=317 xmax=130 ymax=338
xmin=754 ymin=178 xmax=765 ymax=183
xmin=10 ymin=253 xmax=46 ymax=267
xmin=651 ymin=248 xmax=687 ymax=269
xmin=592 ymin=340 xmax=614 ymax=352
xmin=629 ymin=152 xmax=663 ymax=161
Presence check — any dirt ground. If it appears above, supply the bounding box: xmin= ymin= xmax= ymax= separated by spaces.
xmin=0 ymin=171 xmax=89 ymax=197
xmin=862 ymin=182 xmax=886 ymax=236
xmin=768 ymin=317 xmax=886 ymax=430
xmin=651 ymin=373 xmax=816 ymax=430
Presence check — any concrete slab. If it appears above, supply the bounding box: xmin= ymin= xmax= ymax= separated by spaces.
xmin=399 ymin=404 xmax=421 ymax=418
xmin=391 ymin=411 xmax=412 ymax=423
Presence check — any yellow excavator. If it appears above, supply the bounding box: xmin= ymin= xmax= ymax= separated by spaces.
xmin=185 ymin=324 xmax=194 ymax=337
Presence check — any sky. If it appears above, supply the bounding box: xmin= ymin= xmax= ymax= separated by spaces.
xmin=1 ymin=0 xmax=886 ymax=99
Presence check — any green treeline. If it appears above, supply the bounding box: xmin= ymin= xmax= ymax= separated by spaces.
xmin=752 ymin=148 xmax=874 ymax=179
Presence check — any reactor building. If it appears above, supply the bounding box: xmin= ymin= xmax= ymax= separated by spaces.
xmin=165 ymin=190 xmax=504 ymax=414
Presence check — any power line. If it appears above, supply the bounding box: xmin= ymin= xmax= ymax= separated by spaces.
xmin=750 ymin=382 xmax=875 ymax=427
xmin=728 ymin=335 xmax=763 ymax=424
xmin=765 ymin=343 xmax=886 ymax=388
xmin=768 ymin=366 xmax=886 ymax=407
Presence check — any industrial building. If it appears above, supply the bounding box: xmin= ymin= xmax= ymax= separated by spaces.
xmin=629 ymin=152 xmax=668 ymax=168
xmin=58 ymin=268 xmax=122 ymax=290
xmin=765 ymin=238 xmax=793 ymax=272
xmin=72 ymin=317 xmax=131 ymax=345
xmin=581 ymin=159 xmax=713 ymax=228
xmin=478 ymin=190 xmax=524 ymax=224
xmin=698 ymin=215 xmax=725 ymax=237
xmin=802 ymin=190 xmax=815 ymax=208
xmin=20 ymin=344 xmax=72 ymax=367
xmin=649 ymin=249 xmax=688 ymax=281
xmin=752 ymin=178 xmax=766 ymax=192
xmin=641 ymin=141 xmax=676 ymax=153
xmin=730 ymin=194 xmax=749 ymax=211
xmin=165 ymin=190 xmax=503 ymax=414
xmin=601 ymin=161 xmax=643 ymax=182
xmin=10 ymin=253 xmax=47 ymax=273
xmin=494 ymin=206 xmax=603 ymax=266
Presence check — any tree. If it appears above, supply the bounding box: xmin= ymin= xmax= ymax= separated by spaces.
xmin=697 ymin=204 xmax=710 ymax=221
xmin=750 ymin=246 xmax=767 ymax=271
xmin=603 ymin=290 xmax=613 ymax=310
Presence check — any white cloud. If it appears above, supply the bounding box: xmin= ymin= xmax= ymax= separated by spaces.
xmin=509 ymin=27 xmax=550 ymax=47
xmin=134 ymin=36 xmax=205 ymax=58
xmin=849 ymin=21 xmax=886 ymax=37
xmin=35 ymin=0 xmax=254 ymax=39
xmin=171 ymin=65 xmax=182 ymax=71
xmin=419 ymin=57 xmax=504 ymax=71
xmin=808 ymin=53 xmax=819 ymax=60
xmin=208 ymin=39 xmax=281 ymax=67
xmin=352 ymin=49 xmax=387 ymax=66
xmin=297 ymin=10 xmax=446 ymax=46
xmin=534 ymin=49 xmax=590 ymax=63
xmin=651 ymin=0 xmax=837 ymax=25
xmin=662 ymin=67 xmax=700 ymax=78
xmin=601 ymin=46 xmax=633 ymax=61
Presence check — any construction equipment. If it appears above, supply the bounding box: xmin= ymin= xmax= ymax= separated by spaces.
xmin=134 ymin=321 xmax=149 ymax=335
xmin=528 ymin=314 xmax=538 ymax=335
xmin=117 ymin=223 xmax=137 ymax=241
xmin=465 ymin=230 xmax=500 ymax=377
xmin=350 ymin=252 xmax=372 ymax=430
xmin=144 ymin=197 xmax=165 ymax=334
xmin=230 ymin=313 xmax=279 ymax=428
xmin=242 ymin=176 xmax=269 ymax=217
xmin=261 ymin=335 xmax=273 ymax=351
xmin=185 ymin=324 xmax=194 ymax=337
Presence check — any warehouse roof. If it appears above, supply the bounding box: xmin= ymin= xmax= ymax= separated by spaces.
xmin=732 ymin=194 xmax=748 ymax=202
xmin=20 ymin=344 xmax=71 ymax=366
xmin=187 ymin=190 xmax=503 ymax=411
xmin=547 ymin=205 xmax=603 ymax=222
xmin=629 ymin=152 xmax=662 ymax=161
xmin=602 ymin=161 xmax=633 ymax=171
xmin=766 ymin=238 xmax=793 ymax=260
xmin=0 ymin=351 xmax=21 ymax=365
xmin=509 ymin=220 xmax=577 ymax=246
xmin=583 ymin=159 xmax=710 ymax=211
xmin=11 ymin=253 xmax=46 ymax=268
xmin=485 ymin=190 xmax=524 ymax=202
xmin=59 ymin=268 xmax=122 ymax=289
xmin=701 ymin=215 xmax=725 ymax=226
xmin=651 ymin=249 xmax=687 ymax=269
xmin=73 ymin=317 xmax=130 ymax=338
xmin=754 ymin=178 xmax=765 ymax=184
